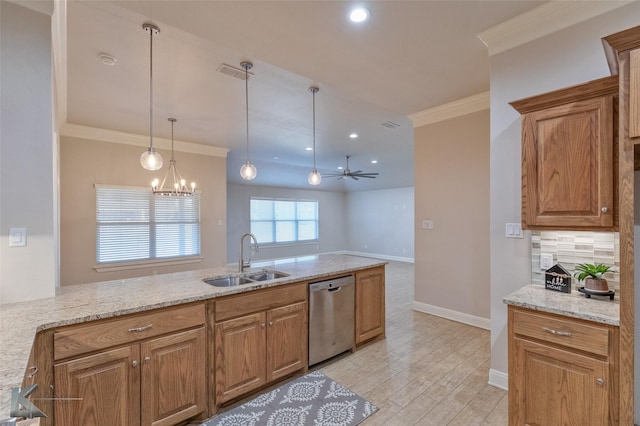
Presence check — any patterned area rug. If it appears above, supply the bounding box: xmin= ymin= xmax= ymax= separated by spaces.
xmin=200 ymin=370 xmax=378 ymax=426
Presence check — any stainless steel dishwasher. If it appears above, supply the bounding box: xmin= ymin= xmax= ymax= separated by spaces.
xmin=308 ymin=275 xmax=355 ymax=366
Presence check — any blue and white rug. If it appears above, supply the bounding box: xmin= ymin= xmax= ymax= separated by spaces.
xmin=200 ymin=370 xmax=379 ymax=426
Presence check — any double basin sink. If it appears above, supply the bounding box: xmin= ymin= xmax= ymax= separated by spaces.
xmin=203 ymin=270 xmax=289 ymax=287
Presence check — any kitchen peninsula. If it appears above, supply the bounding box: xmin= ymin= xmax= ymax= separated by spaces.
xmin=0 ymin=253 xmax=387 ymax=424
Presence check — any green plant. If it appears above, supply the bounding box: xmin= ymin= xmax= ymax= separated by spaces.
xmin=573 ymin=263 xmax=613 ymax=281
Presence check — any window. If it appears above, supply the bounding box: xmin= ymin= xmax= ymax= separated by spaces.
xmin=250 ymin=198 xmax=318 ymax=244
xmin=96 ymin=185 xmax=200 ymax=265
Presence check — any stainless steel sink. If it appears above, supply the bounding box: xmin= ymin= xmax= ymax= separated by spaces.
xmin=203 ymin=270 xmax=289 ymax=287
xmin=203 ymin=276 xmax=254 ymax=287
xmin=245 ymin=270 xmax=289 ymax=281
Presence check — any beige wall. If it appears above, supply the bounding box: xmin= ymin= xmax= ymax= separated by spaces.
xmin=60 ymin=137 xmax=227 ymax=285
xmin=1 ymin=2 xmax=56 ymax=304
xmin=414 ymin=109 xmax=490 ymax=321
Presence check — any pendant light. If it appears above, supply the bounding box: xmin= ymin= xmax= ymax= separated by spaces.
xmin=308 ymin=86 xmax=321 ymax=185
xmin=140 ymin=23 xmax=163 ymax=171
xmin=240 ymin=61 xmax=257 ymax=180
xmin=151 ymin=118 xmax=195 ymax=196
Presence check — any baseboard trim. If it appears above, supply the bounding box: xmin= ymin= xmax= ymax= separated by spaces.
xmin=488 ymin=368 xmax=508 ymax=391
xmin=412 ymin=301 xmax=490 ymax=330
xmin=342 ymin=251 xmax=414 ymax=263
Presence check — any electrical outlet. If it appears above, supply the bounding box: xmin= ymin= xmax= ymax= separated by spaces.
xmin=540 ymin=253 xmax=553 ymax=270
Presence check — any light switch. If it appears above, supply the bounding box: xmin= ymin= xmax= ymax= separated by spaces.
xmin=505 ymin=223 xmax=523 ymax=239
xmin=9 ymin=228 xmax=26 ymax=247
xmin=421 ymin=220 xmax=434 ymax=229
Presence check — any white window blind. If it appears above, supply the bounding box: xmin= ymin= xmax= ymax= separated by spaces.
xmin=250 ymin=198 xmax=318 ymax=244
xmin=96 ymin=185 xmax=200 ymax=264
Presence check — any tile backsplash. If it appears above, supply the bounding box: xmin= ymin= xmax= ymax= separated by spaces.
xmin=531 ymin=231 xmax=620 ymax=291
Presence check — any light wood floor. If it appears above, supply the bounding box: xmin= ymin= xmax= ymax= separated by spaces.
xmin=319 ymin=260 xmax=508 ymax=425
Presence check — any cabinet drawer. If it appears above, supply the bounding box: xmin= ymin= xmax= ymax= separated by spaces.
xmin=54 ymin=303 xmax=205 ymax=360
xmin=215 ymin=283 xmax=307 ymax=322
xmin=513 ymin=309 xmax=609 ymax=357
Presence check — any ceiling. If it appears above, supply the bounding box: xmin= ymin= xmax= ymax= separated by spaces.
xmin=65 ymin=1 xmax=543 ymax=192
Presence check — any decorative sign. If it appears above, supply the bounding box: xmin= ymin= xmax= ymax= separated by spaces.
xmin=545 ymin=264 xmax=571 ymax=293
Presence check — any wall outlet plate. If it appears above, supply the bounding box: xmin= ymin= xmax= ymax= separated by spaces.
xmin=540 ymin=253 xmax=554 ymax=270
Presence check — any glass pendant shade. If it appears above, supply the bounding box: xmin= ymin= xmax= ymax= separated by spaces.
xmin=240 ymin=161 xmax=257 ymax=180
xmin=308 ymin=169 xmax=322 ymax=185
xmin=140 ymin=147 xmax=163 ymax=170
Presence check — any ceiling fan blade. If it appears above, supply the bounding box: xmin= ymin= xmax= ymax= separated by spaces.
xmin=323 ymin=173 xmax=345 ymax=177
xmin=356 ymin=175 xmax=377 ymax=178
xmin=352 ymin=176 xmax=359 ymax=180
xmin=352 ymin=170 xmax=363 ymax=174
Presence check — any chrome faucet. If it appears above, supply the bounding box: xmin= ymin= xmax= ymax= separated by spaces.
xmin=239 ymin=232 xmax=259 ymax=272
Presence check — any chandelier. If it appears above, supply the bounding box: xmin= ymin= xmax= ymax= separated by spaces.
xmin=151 ymin=118 xmax=195 ymax=196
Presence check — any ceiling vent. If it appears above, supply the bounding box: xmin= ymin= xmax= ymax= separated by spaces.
xmin=381 ymin=121 xmax=400 ymax=129
xmin=217 ymin=63 xmax=254 ymax=80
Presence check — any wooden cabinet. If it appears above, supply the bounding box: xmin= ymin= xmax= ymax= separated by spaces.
xmin=508 ymin=306 xmax=618 ymax=425
xmin=510 ymin=76 xmax=618 ymax=230
xmin=355 ymin=267 xmax=385 ymax=344
xmin=53 ymin=304 xmax=206 ymax=426
xmin=214 ymin=284 xmax=307 ymax=405
xmin=630 ymin=48 xmax=640 ymax=138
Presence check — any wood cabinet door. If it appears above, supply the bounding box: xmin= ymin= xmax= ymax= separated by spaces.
xmin=266 ymin=302 xmax=307 ymax=382
xmin=522 ymin=96 xmax=614 ymax=228
xmin=355 ymin=268 xmax=386 ymax=344
xmin=215 ymin=312 xmax=266 ymax=403
xmin=54 ymin=345 xmax=140 ymax=426
xmin=630 ymin=48 xmax=640 ymax=138
xmin=140 ymin=327 xmax=206 ymax=426
xmin=511 ymin=338 xmax=609 ymax=426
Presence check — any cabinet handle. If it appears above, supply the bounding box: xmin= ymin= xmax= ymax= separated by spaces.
xmin=128 ymin=324 xmax=153 ymax=333
xmin=132 ymin=360 xmax=138 ymax=367
xmin=269 ymin=321 xmax=273 ymax=327
xmin=542 ymin=327 xmax=572 ymax=337
xmin=601 ymin=207 xmax=608 ymax=213
xmin=144 ymin=357 xmax=151 ymax=363
xmin=27 ymin=366 xmax=38 ymax=379
xmin=261 ymin=323 xmax=266 ymax=328
xmin=596 ymin=378 xmax=606 ymax=385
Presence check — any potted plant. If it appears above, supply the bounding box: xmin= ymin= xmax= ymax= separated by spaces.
xmin=574 ymin=263 xmax=614 ymax=292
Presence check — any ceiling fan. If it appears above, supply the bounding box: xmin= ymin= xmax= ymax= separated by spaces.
xmin=324 ymin=155 xmax=379 ymax=180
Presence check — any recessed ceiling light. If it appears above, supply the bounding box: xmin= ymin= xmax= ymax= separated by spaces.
xmin=273 ymin=156 xmax=279 ymax=160
xmin=338 ymin=166 xmax=344 ymax=170
xmin=371 ymin=160 xmax=378 ymax=164
xmin=349 ymin=133 xmax=358 ymax=139
xmin=349 ymin=7 xmax=370 ymax=23
xmin=98 ymin=53 xmax=117 ymax=66
xmin=305 ymin=147 xmax=313 ymax=151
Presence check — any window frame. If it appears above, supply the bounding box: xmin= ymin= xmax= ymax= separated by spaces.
xmin=250 ymin=197 xmax=319 ymax=246
xmin=94 ymin=184 xmax=202 ymax=272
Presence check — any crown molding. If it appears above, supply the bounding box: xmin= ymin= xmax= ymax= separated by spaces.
xmin=478 ymin=1 xmax=633 ymax=56
xmin=408 ymin=91 xmax=489 ymax=128
xmin=61 ymin=123 xmax=229 ymax=158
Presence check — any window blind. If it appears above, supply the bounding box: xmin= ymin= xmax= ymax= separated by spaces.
xmin=96 ymin=185 xmax=200 ymax=264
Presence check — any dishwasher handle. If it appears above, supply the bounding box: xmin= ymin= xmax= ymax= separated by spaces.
xmin=309 ymin=275 xmax=354 ymax=292
xmin=328 ymin=286 xmax=342 ymax=293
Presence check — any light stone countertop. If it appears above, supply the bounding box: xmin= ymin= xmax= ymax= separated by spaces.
xmin=503 ymin=284 xmax=620 ymax=326
xmin=0 ymin=253 xmax=387 ymax=418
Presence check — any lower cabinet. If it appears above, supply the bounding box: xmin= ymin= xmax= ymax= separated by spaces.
xmin=214 ymin=284 xmax=308 ymax=405
xmin=355 ymin=267 xmax=386 ymax=344
xmin=508 ymin=306 xmax=618 ymax=425
xmin=53 ymin=304 xmax=206 ymax=426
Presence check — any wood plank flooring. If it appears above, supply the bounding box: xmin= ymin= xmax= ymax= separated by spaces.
xmin=319 ymin=260 xmax=508 ymax=425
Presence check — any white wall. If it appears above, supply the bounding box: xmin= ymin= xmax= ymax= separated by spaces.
xmin=227 ymin=183 xmax=347 ymax=264
xmin=0 ymin=1 xmax=56 ymax=304
xmin=489 ymin=3 xmax=640 ymax=383
xmin=345 ymin=187 xmax=414 ymax=261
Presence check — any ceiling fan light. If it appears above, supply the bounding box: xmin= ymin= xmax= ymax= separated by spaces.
xmin=240 ymin=161 xmax=257 ymax=180
xmin=140 ymin=147 xmax=163 ymax=170
xmin=308 ymin=169 xmax=322 ymax=186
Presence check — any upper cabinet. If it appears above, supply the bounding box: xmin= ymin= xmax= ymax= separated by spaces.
xmin=510 ymin=76 xmax=618 ymax=230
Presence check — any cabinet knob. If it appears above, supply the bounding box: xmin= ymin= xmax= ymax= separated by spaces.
xmin=132 ymin=360 xmax=138 ymax=367
xmin=261 ymin=323 xmax=266 ymax=328
xmin=596 ymin=378 xmax=605 ymax=385
xmin=269 ymin=321 xmax=273 ymax=327
xmin=601 ymin=207 xmax=608 ymax=213
xmin=144 ymin=357 xmax=151 ymax=363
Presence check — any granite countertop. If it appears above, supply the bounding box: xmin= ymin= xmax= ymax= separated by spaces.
xmin=0 ymin=253 xmax=386 ymax=417
xmin=503 ymin=284 xmax=620 ymax=326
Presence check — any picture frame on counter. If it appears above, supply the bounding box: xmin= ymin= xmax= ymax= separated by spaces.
xmin=545 ymin=264 xmax=571 ymax=293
